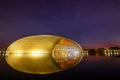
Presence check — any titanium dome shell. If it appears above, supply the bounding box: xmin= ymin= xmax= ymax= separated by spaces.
xmin=5 ymin=35 xmax=83 ymax=74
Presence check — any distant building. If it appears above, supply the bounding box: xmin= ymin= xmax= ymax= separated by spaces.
xmin=83 ymin=46 xmax=120 ymax=57
xmin=83 ymin=49 xmax=89 ymax=57
xmin=104 ymin=49 xmax=120 ymax=57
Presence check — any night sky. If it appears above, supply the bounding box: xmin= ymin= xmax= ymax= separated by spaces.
xmin=1 ymin=0 xmax=120 ymax=80
xmin=1 ymin=0 xmax=120 ymax=49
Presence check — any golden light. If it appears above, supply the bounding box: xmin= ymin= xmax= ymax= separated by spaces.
xmin=29 ymin=50 xmax=49 ymax=57
xmin=14 ymin=50 xmax=23 ymax=57
xmin=5 ymin=35 xmax=83 ymax=74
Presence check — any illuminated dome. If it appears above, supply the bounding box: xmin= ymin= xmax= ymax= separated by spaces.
xmin=5 ymin=35 xmax=83 ymax=74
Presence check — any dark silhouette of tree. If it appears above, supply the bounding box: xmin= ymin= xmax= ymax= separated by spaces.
xmin=88 ymin=49 xmax=96 ymax=55
xmin=109 ymin=46 xmax=120 ymax=50
xmin=97 ymin=48 xmax=105 ymax=56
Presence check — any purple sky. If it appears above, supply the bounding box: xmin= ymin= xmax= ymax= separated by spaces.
xmin=0 ymin=1 xmax=120 ymax=79
xmin=0 ymin=0 xmax=120 ymax=48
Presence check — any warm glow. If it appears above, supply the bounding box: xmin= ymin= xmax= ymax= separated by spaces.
xmin=14 ymin=50 xmax=23 ymax=57
xmin=5 ymin=35 xmax=83 ymax=74
xmin=30 ymin=50 xmax=48 ymax=57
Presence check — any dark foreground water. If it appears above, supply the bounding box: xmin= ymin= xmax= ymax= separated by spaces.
xmin=0 ymin=56 xmax=120 ymax=80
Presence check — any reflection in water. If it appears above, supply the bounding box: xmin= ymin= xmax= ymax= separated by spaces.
xmin=0 ymin=48 xmax=120 ymax=79
xmin=0 ymin=53 xmax=120 ymax=79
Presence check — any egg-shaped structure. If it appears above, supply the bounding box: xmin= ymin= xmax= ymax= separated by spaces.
xmin=5 ymin=35 xmax=83 ymax=74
